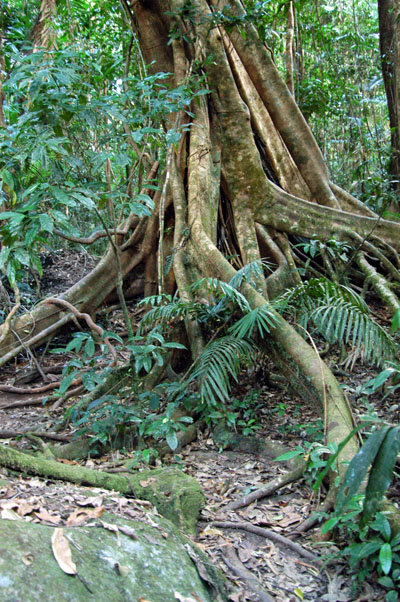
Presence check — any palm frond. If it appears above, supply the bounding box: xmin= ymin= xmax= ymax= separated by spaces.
xmin=279 ymin=278 xmax=395 ymax=366
xmin=229 ymin=304 xmax=279 ymax=339
xmin=138 ymin=298 xmax=192 ymax=334
xmin=187 ymin=336 xmax=255 ymax=406
xmin=190 ymin=278 xmax=250 ymax=313
xmin=229 ymin=259 xmax=272 ymax=291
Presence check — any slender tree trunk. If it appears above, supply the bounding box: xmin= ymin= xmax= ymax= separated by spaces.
xmin=378 ymin=0 xmax=400 ymax=194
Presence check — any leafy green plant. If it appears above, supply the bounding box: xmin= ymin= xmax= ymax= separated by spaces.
xmin=359 ymin=308 xmax=400 ymax=397
xmin=317 ymin=425 xmax=400 ymax=600
xmin=138 ymin=402 xmax=193 ymax=451
xmin=280 ymin=277 xmax=395 ymax=366
xmin=72 ymin=394 xmax=142 ymax=449
xmin=206 ymin=390 xmax=262 ymax=435
xmin=321 ymin=497 xmax=400 ymax=601
xmin=275 ymin=440 xmax=338 ymax=487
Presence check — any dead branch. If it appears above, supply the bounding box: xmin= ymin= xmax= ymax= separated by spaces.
xmin=0 ymin=430 xmax=70 ymax=442
xmin=0 ymin=382 xmax=61 ymax=394
xmin=225 ymin=461 xmax=305 ymax=511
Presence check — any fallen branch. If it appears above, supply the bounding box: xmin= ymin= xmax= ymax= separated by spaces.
xmin=0 ymin=398 xmax=46 ymax=409
xmin=225 ymin=460 xmax=305 ymax=511
xmin=0 ymin=382 xmax=61 ymax=394
xmin=0 ymin=430 xmax=70 ymax=442
xmin=212 ymin=520 xmax=321 ymax=564
xmin=222 ymin=545 xmax=276 ymax=602
xmin=0 ymin=314 xmax=72 ymax=368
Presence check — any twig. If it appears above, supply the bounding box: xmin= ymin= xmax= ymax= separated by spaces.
xmin=291 ymin=490 xmax=335 ymax=537
xmin=212 ymin=521 xmax=321 ymax=564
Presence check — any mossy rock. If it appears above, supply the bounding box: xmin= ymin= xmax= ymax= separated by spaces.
xmin=0 ymin=513 xmax=229 ymax=602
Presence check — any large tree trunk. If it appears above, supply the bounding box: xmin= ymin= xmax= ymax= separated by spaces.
xmin=2 ymin=0 xmax=400 ymax=472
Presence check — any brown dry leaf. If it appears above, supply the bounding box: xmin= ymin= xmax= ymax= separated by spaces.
xmin=278 ymin=513 xmax=302 ymax=528
xmin=118 ymin=525 xmax=138 ymax=540
xmin=66 ymin=506 xmax=105 ymax=526
xmin=17 ymin=502 xmax=36 ymax=517
xmin=238 ymin=546 xmax=252 ymax=564
xmin=0 ymin=487 xmax=16 ymax=499
xmin=134 ymin=499 xmax=152 ymax=507
xmin=34 ymin=508 xmax=62 ymax=525
xmin=75 ymin=495 xmax=104 ymax=507
xmin=200 ymin=526 xmax=224 ymax=537
xmin=26 ymin=479 xmax=43 ymax=487
xmin=101 ymin=521 xmax=121 ymax=546
xmin=0 ymin=500 xmax=18 ymax=510
xmin=51 ymin=528 xmax=77 ymax=575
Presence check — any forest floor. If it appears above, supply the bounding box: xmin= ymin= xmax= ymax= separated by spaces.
xmin=0 ymin=250 xmax=398 ymax=602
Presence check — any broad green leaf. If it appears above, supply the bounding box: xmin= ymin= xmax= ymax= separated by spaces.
xmin=362 ymin=426 xmax=400 ymax=525
xmin=377 ymin=576 xmax=394 ymax=589
xmin=166 ymin=430 xmax=178 ymax=451
xmin=274 ymin=449 xmax=304 ymax=462
xmin=320 ymin=517 xmax=340 ymax=534
xmin=335 ymin=426 xmax=392 ymax=514
xmin=39 ymin=214 xmax=54 ymax=233
xmin=391 ymin=308 xmax=400 ymax=333
xmin=379 ymin=543 xmax=392 ymax=575
xmin=14 ymin=248 xmax=30 ymax=266
xmin=0 ymin=211 xmax=22 ymax=220
xmin=59 ymin=373 xmax=76 ymax=395
xmin=51 ymin=187 xmax=75 ymax=206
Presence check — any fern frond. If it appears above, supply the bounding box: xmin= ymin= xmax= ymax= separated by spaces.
xmin=229 ymin=305 xmax=279 ymax=339
xmin=280 ymin=278 xmax=395 ymax=366
xmin=187 ymin=336 xmax=255 ymax=406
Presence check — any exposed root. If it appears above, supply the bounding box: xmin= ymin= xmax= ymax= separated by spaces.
xmin=212 ymin=520 xmax=321 ymax=564
xmin=222 ymin=545 xmax=276 ymax=602
xmin=44 ymin=298 xmax=118 ymax=365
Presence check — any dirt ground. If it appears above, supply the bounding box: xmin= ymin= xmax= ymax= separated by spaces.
xmin=0 ymin=250 xmax=398 ymax=602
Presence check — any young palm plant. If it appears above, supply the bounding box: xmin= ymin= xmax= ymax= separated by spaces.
xmin=279 ymin=278 xmax=395 ymax=367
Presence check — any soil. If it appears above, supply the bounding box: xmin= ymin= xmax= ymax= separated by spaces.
xmin=0 ymin=249 xmax=398 ymax=602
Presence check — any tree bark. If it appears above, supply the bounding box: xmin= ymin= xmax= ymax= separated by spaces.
xmin=378 ymin=0 xmax=400 ymax=195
